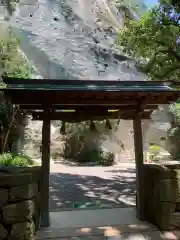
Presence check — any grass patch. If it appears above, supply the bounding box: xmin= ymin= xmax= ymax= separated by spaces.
xmin=0 ymin=153 xmax=35 ymax=167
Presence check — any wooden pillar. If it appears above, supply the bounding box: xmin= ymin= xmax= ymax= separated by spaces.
xmin=133 ymin=112 xmax=145 ymax=220
xmin=40 ymin=109 xmax=51 ymax=227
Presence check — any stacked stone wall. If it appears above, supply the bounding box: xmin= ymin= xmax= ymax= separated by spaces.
xmin=144 ymin=163 xmax=180 ymax=230
xmin=0 ymin=166 xmax=41 ymax=240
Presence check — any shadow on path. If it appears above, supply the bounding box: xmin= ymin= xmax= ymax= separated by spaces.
xmin=50 ymin=167 xmax=136 ymax=211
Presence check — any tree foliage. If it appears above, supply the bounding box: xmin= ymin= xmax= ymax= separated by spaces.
xmin=116 ymin=0 xmax=180 ymax=159
xmin=0 ymin=27 xmax=33 ymax=153
xmin=116 ymin=0 xmax=180 ymax=80
xmin=0 ymin=27 xmax=33 ymax=79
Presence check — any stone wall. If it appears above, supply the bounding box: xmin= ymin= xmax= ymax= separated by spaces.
xmin=144 ymin=163 xmax=180 ymax=230
xmin=0 ymin=166 xmax=41 ymax=240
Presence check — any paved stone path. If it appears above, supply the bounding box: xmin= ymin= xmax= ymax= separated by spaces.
xmin=36 ymin=228 xmax=180 ymax=240
xmin=37 ymin=163 xmax=180 ymax=239
xmin=36 ymin=208 xmax=180 ymax=240
xmin=50 ymin=163 xmax=136 ymax=211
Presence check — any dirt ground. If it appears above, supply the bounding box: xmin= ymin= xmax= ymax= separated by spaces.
xmin=49 ymin=162 xmax=136 ymax=211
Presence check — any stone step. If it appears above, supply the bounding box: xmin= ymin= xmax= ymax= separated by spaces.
xmin=35 ymin=223 xmax=158 ymax=239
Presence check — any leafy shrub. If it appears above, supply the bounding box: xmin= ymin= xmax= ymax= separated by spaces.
xmin=77 ymin=148 xmax=103 ymax=163
xmin=77 ymin=148 xmax=115 ymax=166
xmin=98 ymin=151 xmax=115 ymax=166
xmin=148 ymin=144 xmax=161 ymax=162
xmin=59 ymin=120 xmax=121 ymax=166
xmin=0 ymin=153 xmax=34 ymax=167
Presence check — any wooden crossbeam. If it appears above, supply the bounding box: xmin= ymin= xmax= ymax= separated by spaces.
xmin=32 ymin=110 xmax=153 ymax=121
xmin=3 ymin=89 xmax=180 ymax=106
xmin=19 ymin=104 xmax=158 ymax=111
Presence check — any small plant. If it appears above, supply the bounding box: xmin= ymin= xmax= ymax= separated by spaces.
xmin=148 ymin=144 xmax=161 ymax=162
xmin=97 ymin=150 xmax=115 ymax=166
xmin=0 ymin=153 xmax=34 ymax=167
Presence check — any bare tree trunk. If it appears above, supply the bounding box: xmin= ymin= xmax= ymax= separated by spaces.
xmin=2 ymin=105 xmax=19 ymax=153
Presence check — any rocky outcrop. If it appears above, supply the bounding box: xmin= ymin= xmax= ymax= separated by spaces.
xmin=10 ymin=0 xmax=147 ymax=80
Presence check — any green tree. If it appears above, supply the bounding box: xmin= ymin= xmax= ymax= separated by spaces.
xmin=0 ymin=27 xmax=33 ymax=153
xmin=116 ymin=0 xmax=180 ymax=159
xmin=116 ymin=0 xmax=180 ymax=80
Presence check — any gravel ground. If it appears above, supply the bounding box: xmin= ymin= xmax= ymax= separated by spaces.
xmin=50 ymin=163 xmax=136 ymax=211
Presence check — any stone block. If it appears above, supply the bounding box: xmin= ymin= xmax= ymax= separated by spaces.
xmin=9 ymin=221 xmax=35 ymax=240
xmin=142 ymin=231 xmax=165 ymax=240
xmin=2 ymin=200 xmax=35 ymax=224
xmin=162 ymin=231 xmax=178 ymax=240
xmin=0 ymin=223 xmax=8 ymax=240
xmin=156 ymin=213 xmax=180 ymax=230
xmin=32 ymin=197 xmax=41 ymax=231
xmin=159 ymin=202 xmax=176 ymax=213
xmin=175 ymin=189 xmax=180 ymax=202
xmin=0 ymin=173 xmax=33 ymax=187
xmin=119 ymin=233 xmax=145 ymax=240
xmin=9 ymin=183 xmax=38 ymax=201
xmin=173 ymin=230 xmax=180 ymax=239
xmin=155 ymin=213 xmax=171 ymax=230
xmin=0 ymin=189 xmax=8 ymax=207
xmin=169 ymin=213 xmax=180 ymax=229
xmin=159 ymin=180 xmax=177 ymax=202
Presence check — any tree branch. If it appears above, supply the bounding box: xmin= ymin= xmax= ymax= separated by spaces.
xmin=145 ymin=49 xmax=169 ymax=72
xmin=155 ymin=40 xmax=180 ymax=62
xmin=2 ymin=105 xmax=19 ymax=153
xmin=168 ymin=48 xmax=180 ymax=62
xmin=162 ymin=20 xmax=180 ymax=27
xmin=162 ymin=64 xmax=180 ymax=78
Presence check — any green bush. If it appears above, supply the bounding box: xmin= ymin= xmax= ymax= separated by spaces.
xmin=98 ymin=151 xmax=115 ymax=166
xmin=148 ymin=144 xmax=161 ymax=162
xmin=59 ymin=120 xmax=120 ymax=166
xmin=0 ymin=153 xmax=34 ymax=167
xmin=77 ymin=148 xmax=115 ymax=166
xmin=77 ymin=148 xmax=103 ymax=163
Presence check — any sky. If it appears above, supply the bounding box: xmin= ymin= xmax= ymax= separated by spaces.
xmin=144 ymin=0 xmax=158 ymax=7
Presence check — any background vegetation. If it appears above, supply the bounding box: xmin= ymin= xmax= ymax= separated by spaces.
xmin=51 ymin=120 xmax=124 ymax=165
xmin=0 ymin=27 xmax=33 ymax=162
xmin=0 ymin=152 xmax=34 ymax=167
xmin=0 ymin=0 xmax=180 ymax=164
xmin=116 ymin=0 xmax=180 ymax=159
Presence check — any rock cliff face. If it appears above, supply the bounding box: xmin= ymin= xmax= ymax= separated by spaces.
xmin=0 ymin=0 xmax=173 ymax=161
xmin=10 ymin=0 xmax=147 ymax=80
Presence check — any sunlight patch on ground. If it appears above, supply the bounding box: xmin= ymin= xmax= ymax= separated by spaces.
xmin=118 ymin=195 xmax=136 ymax=206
